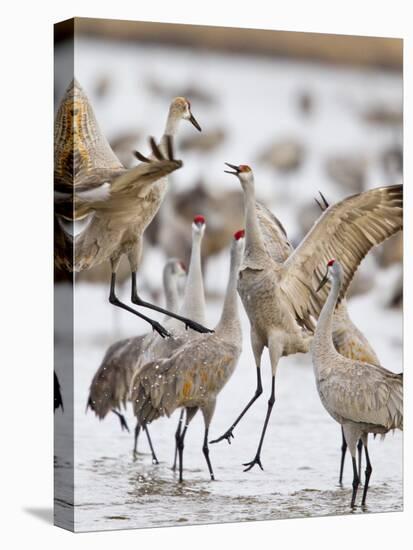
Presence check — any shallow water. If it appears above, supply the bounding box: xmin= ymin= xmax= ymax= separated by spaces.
xmin=54 ymin=286 xmax=402 ymax=532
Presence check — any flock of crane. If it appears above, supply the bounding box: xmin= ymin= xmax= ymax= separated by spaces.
xmin=54 ymin=79 xmax=403 ymax=510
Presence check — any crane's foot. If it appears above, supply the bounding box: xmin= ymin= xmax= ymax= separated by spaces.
xmin=210 ymin=428 xmax=234 ymax=445
xmin=151 ymin=321 xmax=171 ymax=339
xmin=184 ymin=318 xmax=214 ymax=334
xmin=243 ymin=455 xmax=264 ymax=472
xmin=152 ymin=457 xmax=159 ymax=465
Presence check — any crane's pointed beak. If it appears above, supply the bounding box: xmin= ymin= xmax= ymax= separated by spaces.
xmin=189 ymin=112 xmax=202 ymax=132
xmin=224 ymin=162 xmax=240 ymax=175
xmin=316 ymin=269 xmax=329 ymax=292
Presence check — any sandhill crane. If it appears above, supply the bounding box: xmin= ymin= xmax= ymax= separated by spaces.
xmin=54 ymin=371 xmax=63 ymax=412
xmin=54 ymin=79 xmax=208 ymax=337
xmin=88 ymin=214 xmax=208 ymax=461
xmin=211 ymin=163 xmax=402 ymax=473
xmin=133 ymin=230 xmax=245 ymax=482
xmin=131 ymin=214 xmax=208 ymax=467
xmin=316 ymin=192 xmax=381 ymax=484
xmin=313 ymin=259 xmax=403 ymax=508
xmin=333 ymin=300 xmax=381 ymax=484
xmin=86 ymin=258 xmax=186 ymax=462
xmin=261 ymin=192 xmax=382 ymax=482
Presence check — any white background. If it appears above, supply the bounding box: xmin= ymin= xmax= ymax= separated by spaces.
xmin=0 ymin=0 xmax=410 ymax=548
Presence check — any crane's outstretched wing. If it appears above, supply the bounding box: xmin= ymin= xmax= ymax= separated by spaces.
xmin=332 ymin=301 xmax=381 ymax=365
xmin=280 ymin=185 xmax=402 ymax=325
xmin=256 ymin=201 xmax=293 ymax=264
xmin=72 ymin=136 xmax=182 ymax=219
xmin=110 ymin=136 xmax=181 ymax=195
xmin=55 ymin=136 xmax=182 ymax=221
xmin=54 ymin=78 xmax=124 ymax=197
xmin=319 ymin=361 xmax=403 ymax=430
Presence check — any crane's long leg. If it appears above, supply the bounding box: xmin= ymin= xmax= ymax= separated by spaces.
xmin=202 ymin=427 xmax=215 ymax=481
xmin=133 ymin=422 xmax=141 ymax=459
xmin=176 ymin=407 xmax=198 ymax=483
xmin=172 ymin=410 xmax=185 ymax=471
xmin=210 ymin=367 xmax=263 ymax=444
xmin=342 ymin=425 xmax=361 ymax=508
xmin=143 ymin=425 xmax=159 ymax=465
xmin=109 ymin=272 xmax=171 ymax=338
xmin=131 ymin=271 xmax=213 ymax=334
xmin=339 ymin=427 xmax=347 ymax=486
xmin=243 ymin=375 xmax=275 ymax=472
xmin=350 ymin=455 xmax=360 ymax=509
xmin=177 ymin=427 xmax=189 ymax=483
xmin=361 ymin=437 xmax=372 ymax=507
xmin=357 ymin=438 xmax=363 ymax=483
xmin=133 ymin=422 xmax=159 ymax=464
xmin=339 ymin=429 xmax=363 ymax=486
xmin=111 ymin=409 xmax=130 ymax=432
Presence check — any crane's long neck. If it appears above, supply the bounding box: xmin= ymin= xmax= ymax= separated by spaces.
xmin=160 ymin=109 xmax=181 ymax=154
xmin=180 ymin=230 xmax=206 ymax=324
xmin=242 ymin=182 xmax=267 ymax=268
xmin=154 ymin=107 xmax=182 ymax=198
xmin=331 ymin=299 xmax=351 ymax=333
xmin=312 ymin=272 xmax=341 ymax=361
xmin=163 ymin=272 xmax=179 ymax=319
xmin=215 ymin=245 xmax=242 ymax=342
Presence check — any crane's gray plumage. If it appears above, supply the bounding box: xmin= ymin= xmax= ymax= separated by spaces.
xmin=311 ymin=259 xmax=403 ymax=507
xmin=138 ymin=215 xmax=208 ymax=363
xmin=317 ymin=362 xmax=403 ymax=431
xmin=255 ymin=201 xmax=293 ymax=264
xmin=315 ymin=191 xmax=383 ymax=483
xmin=87 ymin=259 xmax=185 ymax=424
xmin=54 ymin=81 xmax=208 ymax=337
xmin=129 ymin=216 xmax=208 ymax=466
xmin=132 ymin=232 xmax=244 ymax=481
xmin=280 ymin=184 xmax=403 ymax=327
xmin=87 ymin=336 xmax=146 ymax=421
xmin=135 ymin=336 xmax=240 ymax=424
xmin=213 ymin=163 xmax=402 ymax=473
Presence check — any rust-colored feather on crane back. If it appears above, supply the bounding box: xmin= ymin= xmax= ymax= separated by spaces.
xmin=54 ymin=79 xmax=124 ymax=193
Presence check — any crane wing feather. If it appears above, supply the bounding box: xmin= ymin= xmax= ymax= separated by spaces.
xmin=63 ymin=137 xmax=182 ymax=219
xmin=256 ymin=201 xmax=294 ymax=264
xmin=319 ymin=362 xmax=403 ymax=430
xmin=87 ymin=336 xmax=146 ymax=417
xmin=280 ymin=185 xmax=402 ymax=324
xmin=132 ymin=335 xmax=240 ymax=424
